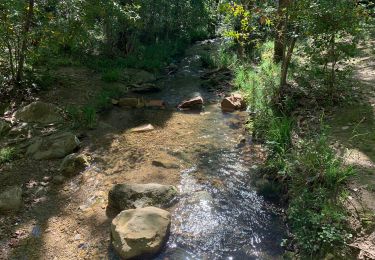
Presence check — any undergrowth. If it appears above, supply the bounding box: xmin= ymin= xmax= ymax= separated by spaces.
xmin=0 ymin=147 xmax=17 ymax=164
xmin=211 ymin=41 xmax=355 ymax=257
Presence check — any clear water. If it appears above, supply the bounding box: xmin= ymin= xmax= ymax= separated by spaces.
xmin=111 ymin=39 xmax=286 ymax=259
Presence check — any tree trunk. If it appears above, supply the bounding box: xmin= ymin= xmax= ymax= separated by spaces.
xmin=280 ymin=36 xmax=297 ymax=87
xmin=16 ymin=0 xmax=34 ymax=83
xmin=274 ymin=0 xmax=290 ymax=63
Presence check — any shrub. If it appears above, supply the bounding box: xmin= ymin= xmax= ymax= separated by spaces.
xmin=102 ymin=69 xmax=121 ymax=82
xmin=66 ymin=105 xmax=97 ymax=129
xmin=286 ymin=135 xmax=354 ymax=256
xmin=0 ymin=147 xmax=17 ymax=164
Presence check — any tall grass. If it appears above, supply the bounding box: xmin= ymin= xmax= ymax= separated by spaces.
xmin=0 ymin=147 xmax=17 ymax=164
xmin=227 ymin=41 xmax=354 ymax=257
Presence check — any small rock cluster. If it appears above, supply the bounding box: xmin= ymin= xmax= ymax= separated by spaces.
xmin=0 ymin=101 xmax=90 ymax=214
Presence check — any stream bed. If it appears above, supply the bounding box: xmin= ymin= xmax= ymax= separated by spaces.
xmin=115 ymin=40 xmax=286 ymax=259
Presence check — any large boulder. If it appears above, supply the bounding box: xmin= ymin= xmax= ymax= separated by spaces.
xmin=221 ymin=93 xmax=246 ymax=112
xmin=122 ymin=68 xmax=156 ymax=85
xmin=14 ymin=101 xmax=62 ymax=124
xmin=111 ymin=207 xmax=171 ymax=259
xmin=108 ymin=183 xmax=178 ymax=210
xmin=59 ymin=153 xmax=89 ymax=177
xmin=0 ymin=119 xmax=11 ymax=136
xmin=177 ymin=96 xmax=204 ymax=110
xmin=0 ymin=186 xmax=22 ymax=213
xmin=26 ymin=132 xmax=80 ymax=160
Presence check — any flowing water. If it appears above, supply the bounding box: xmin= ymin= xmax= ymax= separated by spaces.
xmin=109 ymin=39 xmax=285 ymax=259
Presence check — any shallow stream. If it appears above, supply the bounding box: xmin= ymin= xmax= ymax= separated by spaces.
xmin=126 ymin=40 xmax=286 ymax=259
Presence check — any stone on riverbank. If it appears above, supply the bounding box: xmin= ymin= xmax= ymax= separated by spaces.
xmin=108 ymin=183 xmax=178 ymax=210
xmin=26 ymin=132 xmax=80 ymax=160
xmin=14 ymin=101 xmax=62 ymax=124
xmin=59 ymin=153 xmax=89 ymax=176
xmin=0 ymin=186 xmax=22 ymax=213
xmin=130 ymin=124 xmax=154 ymax=133
xmin=221 ymin=93 xmax=246 ymax=112
xmin=111 ymin=207 xmax=171 ymax=259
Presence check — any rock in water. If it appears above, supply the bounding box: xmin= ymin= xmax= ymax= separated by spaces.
xmin=14 ymin=101 xmax=62 ymax=124
xmin=0 ymin=186 xmax=22 ymax=213
xmin=177 ymin=96 xmax=204 ymax=110
xmin=221 ymin=93 xmax=246 ymax=112
xmin=26 ymin=132 xmax=80 ymax=160
xmin=59 ymin=153 xmax=89 ymax=176
xmin=108 ymin=183 xmax=178 ymax=210
xmin=111 ymin=207 xmax=171 ymax=259
xmin=0 ymin=119 xmax=11 ymax=136
xmin=130 ymin=124 xmax=154 ymax=133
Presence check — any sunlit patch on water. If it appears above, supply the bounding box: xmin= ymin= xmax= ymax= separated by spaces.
xmin=157 ymin=134 xmax=285 ymax=259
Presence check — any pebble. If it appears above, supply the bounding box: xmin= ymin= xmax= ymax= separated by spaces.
xmin=74 ymin=234 xmax=81 ymax=241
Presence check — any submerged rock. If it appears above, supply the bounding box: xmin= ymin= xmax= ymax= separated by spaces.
xmin=14 ymin=101 xmax=62 ymax=124
xmin=108 ymin=183 xmax=178 ymax=210
xmin=0 ymin=186 xmax=22 ymax=213
xmin=221 ymin=93 xmax=246 ymax=112
xmin=111 ymin=207 xmax=171 ymax=259
xmin=177 ymin=96 xmax=204 ymax=110
xmin=26 ymin=132 xmax=80 ymax=160
xmin=59 ymin=153 xmax=89 ymax=176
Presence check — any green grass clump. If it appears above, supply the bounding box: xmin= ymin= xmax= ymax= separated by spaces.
xmin=0 ymin=147 xmax=17 ymax=164
xmin=66 ymin=105 xmax=97 ymax=129
xmin=102 ymin=69 xmax=121 ymax=82
xmin=286 ymin=135 xmax=354 ymax=256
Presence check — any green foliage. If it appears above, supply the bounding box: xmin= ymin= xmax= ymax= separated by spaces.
xmin=233 ymin=42 xmax=281 ymax=138
xmin=233 ymin=40 xmax=355 ymax=256
xmin=102 ymin=69 xmax=121 ymax=82
xmin=219 ymin=1 xmax=274 ymax=49
xmin=66 ymin=105 xmax=97 ymax=129
xmin=286 ymin=136 xmax=354 ymax=256
xmin=0 ymin=147 xmax=17 ymax=164
xmin=288 ymin=190 xmax=352 ymax=256
xmin=200 ymin=44 xmax=239 ymax=70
